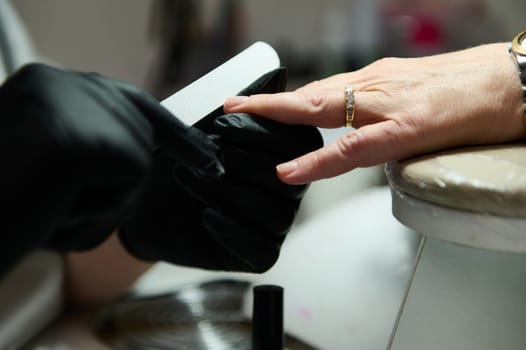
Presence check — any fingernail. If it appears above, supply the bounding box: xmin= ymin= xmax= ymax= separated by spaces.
xmin=276 ymin=161 xmax=298 ymax=176
xmin=225 ymin=96 xmax=249 ymax=108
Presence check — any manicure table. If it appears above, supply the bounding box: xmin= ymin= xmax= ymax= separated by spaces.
xmin=386 ymin=143 xmax=526 ymax=350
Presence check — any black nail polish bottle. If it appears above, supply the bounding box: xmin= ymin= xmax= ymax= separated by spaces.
xmin=252 ymin=284 xmax=284 ymax=350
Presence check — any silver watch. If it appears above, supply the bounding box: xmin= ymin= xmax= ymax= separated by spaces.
xmin=510 ymin=29 xmax=526 ymax=117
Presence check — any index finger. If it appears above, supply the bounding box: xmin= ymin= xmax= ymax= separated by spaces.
xmin=223 ymin=89 xmax=343 ymax=128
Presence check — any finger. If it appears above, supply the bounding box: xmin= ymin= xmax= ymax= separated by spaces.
xmin=202 ymin=208 xmax=281 ymax=273
xmin=172 ymin=164 xmax=298 ymax=234
xmin=218 ymin=142 xmax=310 ymax=199
xmin=174 ymin=139 xmax=308 ymax=199
xmin=275 ymin=120 xmax=416 ymax=184
xmin=224 ymin=89 xmax=344 ymax=128
xmin=213 ymin=113 xmax=323 ymax=156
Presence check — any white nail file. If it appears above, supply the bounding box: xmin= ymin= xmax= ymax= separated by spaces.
xmin=160 ymin=41 xmax=280 ymax=125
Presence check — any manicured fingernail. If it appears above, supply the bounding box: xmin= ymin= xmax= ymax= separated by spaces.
xmin=276 ymin=161 xmax=298 ymax=176
xmin=225 ymin=96 xmax=249 ymax=108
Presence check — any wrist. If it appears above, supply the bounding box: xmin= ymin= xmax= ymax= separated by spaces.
xmin=509 ymin=30 xmax=526 ymax=120
xmin=64 ymin=232 xmax=152 ymax=307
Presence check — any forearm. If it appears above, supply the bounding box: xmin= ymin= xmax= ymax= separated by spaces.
xmin=63 ymin=231 xmax=152 ymax=308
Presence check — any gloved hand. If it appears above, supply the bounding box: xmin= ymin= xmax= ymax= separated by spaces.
xmin=0 ymin=63 xmax=222 ymax=277
xmin=119 ymin=68 xmax=324 ymax=272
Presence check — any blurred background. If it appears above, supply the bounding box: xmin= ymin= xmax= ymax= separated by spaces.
xmin=11 ymin=0 xmax=526 ymax=220
xmin=5 ymin=1 xmax=526 ymax=349
xmin=11 ymin=0 xmax=526 ymax=93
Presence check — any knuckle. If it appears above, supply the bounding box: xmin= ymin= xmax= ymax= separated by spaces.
xmin=301 ymin=89 xmax=330 ymax=115
xmin=377 ymin=56 xmax=401 ymax=67
xmin=337 ymin=131 xmax=362 ymax=158
xmin=368 ymin=56 xmax=402 ymax=74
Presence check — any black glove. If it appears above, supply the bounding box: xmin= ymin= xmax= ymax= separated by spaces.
xmin=0 ymin=63 xmax=222 ymax=278
xmin=119 ymin=68 xmax=324 ymax=272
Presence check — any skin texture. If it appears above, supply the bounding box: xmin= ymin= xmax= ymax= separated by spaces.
xmin=64 ymin=232 xmax=152 ymax=307
xmin=224 ymin=43 xmax=526 ymax=185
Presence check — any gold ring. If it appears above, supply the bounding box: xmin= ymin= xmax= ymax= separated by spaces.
xmin=344 ymin=86 xmax=355 ymax=128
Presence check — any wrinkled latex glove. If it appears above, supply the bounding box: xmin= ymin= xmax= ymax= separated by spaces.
xmin=0 ymin=63 xmax=222 ymax=277
xmin=119 ymin=68 xmax=324 ymax=272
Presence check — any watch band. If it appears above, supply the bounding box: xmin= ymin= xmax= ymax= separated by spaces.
xmin=510 ymin=29 xmax=526 ymax=119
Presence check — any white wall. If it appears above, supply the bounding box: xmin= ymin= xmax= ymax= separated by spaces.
xmin=11 ymin=0 xmax=381 ymax=87
xmin=12 ymin=0 xmax=156 ymax=88
xmin=13 ymin=0 xmax=526 ymax=88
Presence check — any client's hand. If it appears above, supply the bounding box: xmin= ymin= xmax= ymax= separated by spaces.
xmin=224 ymin=43 xmax=526 ymax=184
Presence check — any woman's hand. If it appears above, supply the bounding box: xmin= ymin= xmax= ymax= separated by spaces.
xmin=224 ymin=43 xmax=526 ymax=184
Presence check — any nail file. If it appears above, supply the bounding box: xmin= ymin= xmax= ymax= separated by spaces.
xmin=160 ymin=41 xmax=280 ymax=125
